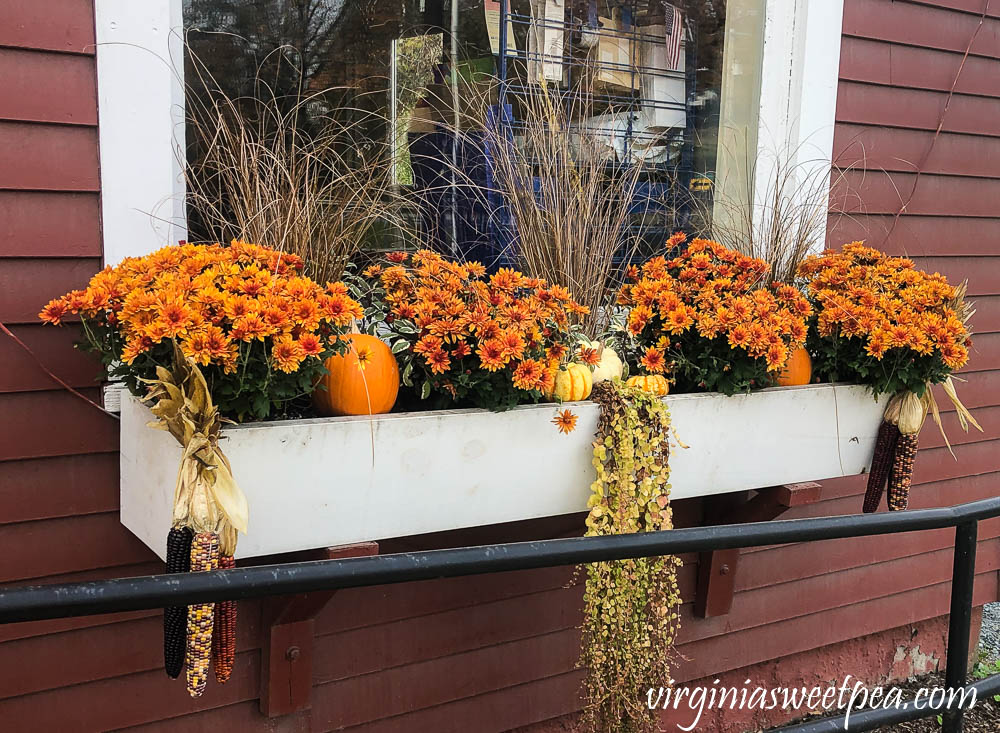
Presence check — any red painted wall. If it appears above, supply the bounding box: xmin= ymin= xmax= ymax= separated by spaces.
xmin=0 ymin=0 xmax=998 ymax=731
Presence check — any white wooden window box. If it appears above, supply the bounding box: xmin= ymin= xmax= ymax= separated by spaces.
xmin=121 ymin=383 xmax=886 ymax=560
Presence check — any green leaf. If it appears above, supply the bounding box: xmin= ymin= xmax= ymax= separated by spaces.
xmin=402 ymin=361 xmax=414 ymax=387
xmin=420 ymin=380 xmax=431 ymax=400
xmin=395 ymin=320 xmax=418 ymax=335
xmin=391 ymin=339 xmax=410 ymax=354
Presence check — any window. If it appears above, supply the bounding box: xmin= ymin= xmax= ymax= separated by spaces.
xmin=94 ymin=0 xmax=844 ymax=266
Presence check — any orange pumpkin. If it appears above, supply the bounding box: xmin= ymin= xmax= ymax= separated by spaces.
xmin=625 ymin=374 xmax=670 ymax=396
xmin=313 ymin=334 xmax=399 ymax=416
xmin=776 ymin=347 xmax=812 ymax=387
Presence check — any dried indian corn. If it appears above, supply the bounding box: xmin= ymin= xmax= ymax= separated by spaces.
xmin=212 ymin=555 xmax=237 ymax=683
xmin=888 ymin=433 xmax=918 ymax=512
xmin=164 ymin=527 xmax=193 ymax=679
xmin=862 ymin=421 xmax=901 ymax=513
xmin=186 ymin=531 xmax=220 ymax=697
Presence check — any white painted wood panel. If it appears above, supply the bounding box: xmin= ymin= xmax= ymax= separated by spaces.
xmin=121 ymin=384 xmax=886 ymax=560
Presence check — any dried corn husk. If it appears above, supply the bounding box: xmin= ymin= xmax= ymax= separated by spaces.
xmin=143 ymin=343 xmax=247 ymax=555
xmin=896 ymin=390 xmax=927 ymax=436
xmin=922 ymin=376 xmax=983 ymax=459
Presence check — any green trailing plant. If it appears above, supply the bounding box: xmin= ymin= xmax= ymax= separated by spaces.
xmin=580 ymin=379 xmax=683 ymax=733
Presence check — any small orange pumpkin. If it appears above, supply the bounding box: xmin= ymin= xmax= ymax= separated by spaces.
xmin=776 ymin=347 xmax=812 ymax=387
xmin=313 ymin=334 xmax=400 ymax=416
xmin=625 ymin=374 xmax=670 ymax=396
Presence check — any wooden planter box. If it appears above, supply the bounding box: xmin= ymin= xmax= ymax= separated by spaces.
xmin=120 ymin=384 xmax=887 ymax=560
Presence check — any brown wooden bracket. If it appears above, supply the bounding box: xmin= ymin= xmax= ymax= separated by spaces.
xmin=260 ymin=541 xmax=379 ymax=718
xmin=694 ymin=482 xmax=822 ymax=619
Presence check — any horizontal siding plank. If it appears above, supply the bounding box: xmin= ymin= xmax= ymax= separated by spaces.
xmin=0 ymin=604 xmax=261 ymax=702
xmin=0 ymin=511 xmax=152 ymax=584
xmin=681 ymin=542 xmax=1000 ymax=647
xmin=0 ymin=257 xmax=101 ymax=323
xmin=0 ymin=390 xmax=118 ymax=462
xmin=903 ymin=0 xmax=1000 ymax=20
xmin=0 ymin=452 xmax=118 ymax=526
xmin=843 ymin=0 xmax=1000 ymax=59
xmin=0 ymin=0 xmax=95 ymax=55
xmin=827 ymin=214 xmax=1000 ymax=257
xmin=318 ymin=566 xmax=578 ymax=636
xmin=837 ymin=81 xmax=1000 ymax=136
xmin=0 ymin=48 xmax=97 ymax=125
xmin=315 ymin=586 xmax=585 ymax=685
xmin=0 ymin=651 xmax=260 ymax=733
xmin=317 ymin=555 xmax=695 ymax=637
xmin=117 ymin=701 xmax=312 ymax=733
xmin=834 ymin=124 xmax=1000 ymax=178
xmin=0 ymin=122 xmax=99 ymax=191
xmin=120 ymin=673 xmax=585 ymax=733
xmin=312 ymin=630 xmax=580 ymax=729
xmin=674 ymin=571 xmax=998 ymax=682
xmin=839 ymin=36 xmax=1000 ymax=97
xmin=0 ymin=324 xmax=101 ymax=393
xmin=332 ymin=671 xmax=586 ymax=733
xmin=0 ymin=191 xmax=102 ymax=257
xmin=834 ymin=170 xmax=1000 ymax=221
xmin=908 ymin=256 xmax=1000 ymax=295
xmin=737 ymin=514 xmax=1000 ymax=594
xmin=742 ymin=472 xmax=1000 ymax=556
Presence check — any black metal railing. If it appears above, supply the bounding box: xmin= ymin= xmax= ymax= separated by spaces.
xmin=1 ymin=496 xmax=999 ymax=732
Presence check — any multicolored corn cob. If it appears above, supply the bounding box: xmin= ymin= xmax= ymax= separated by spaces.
xmin=164 ymin=527 xmax=193 ymax=679
xmin=862 ymin=421 xmax=901 ymax=513
xmin=186 ymin=531 xmax=220 ymax=697
xmin=212 ymin=555 xmax=237 ymax=683
xmin=887 ymin=433 xmax=918 ymax=512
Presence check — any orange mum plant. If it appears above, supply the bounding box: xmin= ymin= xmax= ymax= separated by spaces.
xmin=798 ymin=241 xmax=972 ymax=397
xmin=39 ymin=241 xmax=362 ymax=421
xmin=357 ymin=250 xmax=588 ymax=411
xmin=799 ymin=242 xmax=981 ymax=513
xmin=616 ymin=233 xmax=812 ymax=395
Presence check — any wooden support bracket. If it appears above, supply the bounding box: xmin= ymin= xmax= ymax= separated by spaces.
xmin=694 ymin=483 xmax=822 ymax=619
xmin=260 ymin=541 xmax=379 ymax=718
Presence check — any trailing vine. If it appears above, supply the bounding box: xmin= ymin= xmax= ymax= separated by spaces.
xmin=580 ymin=379 xmax=683 ymax=733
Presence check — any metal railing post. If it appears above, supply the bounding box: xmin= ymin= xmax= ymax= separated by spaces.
xmin=943 ymin=520 xmax=978 ymax=733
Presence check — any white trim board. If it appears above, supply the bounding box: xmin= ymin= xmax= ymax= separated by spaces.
xmin=94 ymin=0 xmax=845 ymax=264
xmin=755 ymin=0 xmax=845 ymax=252
xmin=95 ymin=0 xmax=187 ymax=267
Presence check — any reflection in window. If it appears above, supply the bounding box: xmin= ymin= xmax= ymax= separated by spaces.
xmin=182 ymin=1 xmax=761 ymax=267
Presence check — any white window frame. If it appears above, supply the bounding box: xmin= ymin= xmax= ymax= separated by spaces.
xmin=94 ymin=0 xmax=844 ymax=267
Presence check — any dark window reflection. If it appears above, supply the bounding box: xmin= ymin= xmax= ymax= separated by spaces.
xmin=183 ymin=1 xmax=732 ymax=262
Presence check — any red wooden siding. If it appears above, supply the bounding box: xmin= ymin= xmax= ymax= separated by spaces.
xmin=1 ymin=1 xmax=999 ymax=731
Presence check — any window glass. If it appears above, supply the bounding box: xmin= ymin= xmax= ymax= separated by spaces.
xmin=182 ymin=1 xmax=762 ymax=259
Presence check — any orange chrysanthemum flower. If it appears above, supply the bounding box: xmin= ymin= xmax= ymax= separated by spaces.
xmin=513 ymin=358 xmax=545 ymax=390
xmin=552 ymin=409 xmax=578 ymax=435
xmin=272 ymin=336 xmax=306 ymax=373
xmin=640 ymin=347 xmax=666 ymax=374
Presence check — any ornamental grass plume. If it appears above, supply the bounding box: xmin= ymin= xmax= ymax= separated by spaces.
xmin=461 ymin=77 xmax=650 ymax=336
xmin=183 ymin=43 xmax=411 ymax=285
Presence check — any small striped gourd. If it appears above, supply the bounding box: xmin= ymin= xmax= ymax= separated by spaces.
xmin=546 ymin=363 xmax=593 ymax=402
xmin=625 ymin=374 xmax=670 ymax=396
